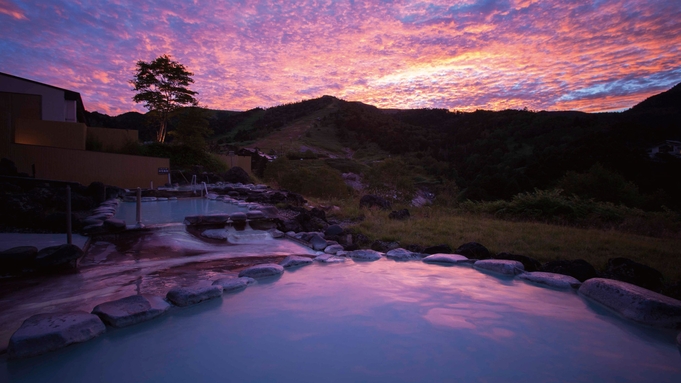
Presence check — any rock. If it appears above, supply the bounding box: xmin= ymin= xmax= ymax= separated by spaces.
xmin=258 ymin=206 xmax=279 ymax=219
xmin=238 ymin=263 xmax=285 ymax=278
xmin=371 ymin=240 xmax=400 ymax=252
xmin=230 ymin=212 xmax=247 ymax=222
xmin=8 ymin=311 xmax=106 ymax=359
xmin=91 ymin=295 xmax=170 ymax=328
xmin=324 ymin=244 xmax=345 ymax=254
xmin=494 ymin=252 xmax=541 ymax=272
xmin=324 ymin=224 xmax=344 ymax=237
xmin=81 ymin=217 xmax=104 ymax=226
xmin=202 ymin=214 xmax=230 ymax=225
xmin=34 ymin=244 xmax=83 ymax=269
xmin=280 ymin=255 xmax=314 ymax=268
xmin=423 ymin=244 xmax=452 ymax=254
xmin=404 ymin=244 xmax=426 ymax=253
xmin=212 ymin=277 xmax=254 ymax=293
xmin=579 ymin=278 xmax=681 ymax=328
xmin=359 ymin=194 xmax=391 ymax=210
xmin=223 ymin=166 xmax=252 ymax=184
xmin=268 ymin=229 xmax=285 ymax=238
xmin=103 ymin=218 xmax=126 ymax=231
xmin=314 ymin=254 xmax=345 ymax=263
xmin=517 ymin=272 xmax=581 ymax=289
xmin=166 ymin=284 xmax=224 ymax=307
xmin=388 ymin=209 xmax=410 ymax=220
xmin=0 ymin=246 xmax=38 ymax=271
xmin=346 ymin=249 xmax=382 ymax=261
xmin=602 ymin=257 xmax=664 ymax=292
xmin=455 ymin=242 xmax=491 ymax=259
xmin=541 ymin=259 xmax=598 ymax=282
xmin=184 ymin=215 xmax=202 ymax=225
xmin=309 ymin=234 xmax=328 ymax=251
xmin=474 ymin=259 xmax=524 ymax=275
xmin=385 ymin=248 xmax=417 ymax=261
xmin=81 ymin=222 xmax=105 ymax=235
xmin=423 ymin=253 xmax=469 ymax=264
xmin=201 ymin=229 xmax=229 ymax=240
xmin=246 ymin=210 xmax=265 ymax=220
xmin=279 ymin=218 xmax=303 ymax=233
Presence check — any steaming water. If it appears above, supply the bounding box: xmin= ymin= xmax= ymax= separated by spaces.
xmin=115 ymin=198 xmax=247 ymax=225
xmin=2 ymin=259 xmax=679 ymax=382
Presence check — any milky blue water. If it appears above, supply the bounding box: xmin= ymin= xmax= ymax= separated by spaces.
xmin=115 ymin=198 xmax=247 ymax=225
xmin=2 ymin=259 xmax=679 ymax=382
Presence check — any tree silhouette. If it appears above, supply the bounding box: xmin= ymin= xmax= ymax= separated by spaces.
xmin=130 ymin=54 xmax=198 ymax=143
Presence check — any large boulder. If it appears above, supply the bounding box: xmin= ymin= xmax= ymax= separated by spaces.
xmin=541 ymin=259 xmax=598 ymax=282
xmin=517 ymin=272 xmax=581 ymax=289
xmin=455 ymin=242 xmax=491 ymax=259
xmin=309 ymin=234 xmax=328 ymax=251
xmin=223 ymin=167 xmax=252 ymax=184
xmin=92 ymin=295 xmax=170 ymax=328
xmin=34 ymin=244 xmax=84 ymax=269
xmin=238 ymin=263 xmax=285 ymax=278
xmin=493 ymin=252 xmax=541 ymax=272
xmin=474 ymin=259 xmax=525 ymax=276
xmin=166 ymin=284 xmax=223 ymax=307
xmin=325 ymin=224 xmax=344 ymax=237
xmin=579 ymin=278 xmax=681 ymax=328
xmin=602 ymin=257 xmax=664 ymax=292
xmin=359 ymin=195 xmax=391 ymax=210
xmin=423 ymin=244 xmax=452 ymax=254
xmin=8 ymin=311 xmax=106 ymax=359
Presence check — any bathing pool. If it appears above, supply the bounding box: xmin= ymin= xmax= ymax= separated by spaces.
xmin=115 ymin=198 xmax=248 ymax=225
xmin=2 ymin=258 xmax=679 ymax=382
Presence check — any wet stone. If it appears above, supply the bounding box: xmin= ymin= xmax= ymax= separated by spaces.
xmin=385 ymin=248 xmax=417 ymax=261
xmin=8 ymin=311 xmax=106 ymax=359
xmin=314 ymin=254 xmax=345 ymax=263
xmin=103 ymin=218 xmax=126 ymax=231
xmin=268 ymin=229 xmax=285 ymax=238
xmin=324 ymin=244 xmax=345 ymax=254
xmin=239 ymin=263 xmax=284 ymax=278
xmin=309 ymin=234 xmax=328 ymax=251
xmin=201 ymin=229 xmax=229 ymax=240
xmin=579 ymin=278 xmax=681 ymax=328
xmin=517 ymin=272 xmax=581 ymax=289
xmin=230 ymin=212 xmax=247 ymax=222
xmin=347 ymin=249 xmax=382 ymax=261
xmin=202 ymin=214 xmax=230 ymax=224
xmin=92 ymin=295 xmax=170 ymax=328
xmin=280 ymin=255 xmax=314 ymax=268
xmin=474 ymin=259 xmax=525 ymax=276
xmin=184 ymin=215 xmax=202 ymax=225
xmin=212 ymin=277 xmax=254 ymax=293
xmin=246 ymin=210 xmax=265 ymax=220
xmin=166 ymin=284 xmax=224 ymax=307
xmin=422 ymin=253 xmax=469 ymax=264
xmin=34 ymin=244 xmax=83 ymax=269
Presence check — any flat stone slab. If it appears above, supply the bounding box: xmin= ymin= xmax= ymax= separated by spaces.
xmin=422 ymin=253 xmax=468 ymax=264
xmin=474 ymin=259 xmax=525 ymax=276
xmin=517 ymin=272 xmax=581 ymax=289
xmin=8 ymin=311 xmax=106 ymax=359
xmin=230 ymin=212 xmax=247 ymax=222
xmin=166 ymin=284 xmax=223 ymax=307
xmin=91 ymin=295 xmax=170 ymax=328
xmin=212 ymin=277 xmax=255 ymax=293
xmin=280 ymin=255 xmax=314 ymax=268
xmin=202 ymin=214 xmax=230 ymax=224
xmin=246 ymin=210 xmax=264 ymax=220
xmin=346 ymin=249 xmax=382 ymax=261
xmin=324 ymin=244 xmax=344 ymax=254
xmin=201 ymin=229 xmax=229 ymax=240
xmin=579 ymin=278 xmax=681 ymax=328
xmin=238 ymin=263 xmax=284 ymax=278
xmin=385 ymin=248 xmax=418 ymax=261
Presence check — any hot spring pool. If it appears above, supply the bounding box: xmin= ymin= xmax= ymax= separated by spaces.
xmin=115 ymin=198 xmax=248 ymax=225
xmin=2 ymin=259 xmax=679 ymax=382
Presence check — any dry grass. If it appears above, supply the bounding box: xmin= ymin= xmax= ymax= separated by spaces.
xmin=325 ymin=201 xmax=681 ymax=282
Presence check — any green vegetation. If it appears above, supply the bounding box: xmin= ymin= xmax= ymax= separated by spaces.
xmin=120 ymin=142 xmax=226 ymax=173
xmin=264 ymin=157 xmax=350 ymax=199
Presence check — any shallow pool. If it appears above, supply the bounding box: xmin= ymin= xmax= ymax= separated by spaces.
xmin=2 ymin=259 xmax=679 ymax=382
xmin=115 ymin=198 xmax=247 ymax=225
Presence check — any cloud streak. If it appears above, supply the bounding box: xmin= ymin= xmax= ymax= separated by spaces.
xmin=1 ymin=0 xmax=680 ymax=114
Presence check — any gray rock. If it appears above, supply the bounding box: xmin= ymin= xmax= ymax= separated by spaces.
xmin=314 ymin=254 xmax=346 ymax=263
xmin=517 ymin=272 xmax=581 ymax=289
xmin=268 ymin=229 xmax=285 ymax=238
xmin=579 ymin=278 xmax=681 ymax=328
xmin=259 ymin=206 xmax=280 ymax=219
xmin=184 ymin=215 xmax=201 ymax=225
xmin=280 ymin=255 xmax=314 ymax=268
xmin=325 ymin=224 xmax=344 ymax=236
xmin=8 ymin=311 xmax=106 ymax=359
xmin=246 ymin=210 xmax=265 ymax=220
xmin=238 ymin=263 xmax=284 ymax=278
xmin=385 ymin=248 xmax=417 ymax=261
xmin=347 ymin=249 xmax=382 ymax=261
xmin=422 ymin=253 xmax=469 ymax=264
xmin=309 ymin=234 xmax=328 ymax=250
xmin=202 ymin=214 xmax=230 ymax=224
xmin=166 ymin=284 xmax=224 ymax=307
xmin=201 ymin=229 xmax=229 ymax=240
xmin=103 ymin=218 xmax=126 ymax=231
xmin=324 ymin=244 xmax=345 ymax=254
xmin=34 ymin=244 xmax=83 ymax=269
xmin=230 ymin=212 xmax=247 ymax=222
xmin=92 ymin=295 xmax=170 ymax=328
xmin=474 ymin=259 xmax=525 ymax=275
xmin=212 ymin=277 xmax=254 ymax=293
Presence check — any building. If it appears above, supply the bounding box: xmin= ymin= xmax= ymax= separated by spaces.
xmin=1 ymin=72 xmax=169 ymax=188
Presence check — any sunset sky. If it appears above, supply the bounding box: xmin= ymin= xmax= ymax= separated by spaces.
xmin=1 ymin=0 xmax=680 ymax=115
